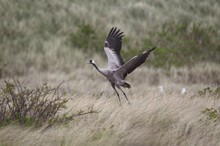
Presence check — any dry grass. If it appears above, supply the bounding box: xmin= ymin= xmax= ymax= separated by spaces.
xmin=0 ymin=63 xmax=220 ymax=146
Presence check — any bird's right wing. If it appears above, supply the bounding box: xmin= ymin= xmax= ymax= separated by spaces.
xmin=115 ymin=47 xmax=156 ymax=79
xmin=104 ymin=27 xmax=124 ymax=69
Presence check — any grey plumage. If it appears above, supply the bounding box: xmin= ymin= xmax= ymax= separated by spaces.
xmin=88 ymin=27 xmax=156 ymax=104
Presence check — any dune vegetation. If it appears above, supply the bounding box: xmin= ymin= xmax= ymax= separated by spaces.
xmin=0 ymin=0 xmax=220 ymax=146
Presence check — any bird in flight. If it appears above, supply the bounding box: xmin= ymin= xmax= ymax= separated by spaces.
xmin=88 ymin=27 xmax=156 ymax=104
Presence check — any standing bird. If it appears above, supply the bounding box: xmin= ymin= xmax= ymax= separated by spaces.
xmin=88 ymin=27 xmax=156 ymax=104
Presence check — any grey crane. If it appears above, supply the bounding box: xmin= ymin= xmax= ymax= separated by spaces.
xmin=88 ymin=27 xmax=156 ymax=104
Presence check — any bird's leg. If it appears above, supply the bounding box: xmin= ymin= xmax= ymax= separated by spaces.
xmin=111 ymin=83 xmax=121 ymax=105
xmin=117 ymin=86 xmax=131 ymax=105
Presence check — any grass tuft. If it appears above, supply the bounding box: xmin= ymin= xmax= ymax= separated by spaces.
xmin=201 ymin=107 xmax=220 ymax=123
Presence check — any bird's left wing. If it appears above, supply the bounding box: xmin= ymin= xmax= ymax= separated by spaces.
xmin=115 ymin=47 xmax=156 ymax=79
xmin=104 ymin=27 xmax=124 ymax=69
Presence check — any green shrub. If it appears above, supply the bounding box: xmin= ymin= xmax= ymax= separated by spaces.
xmin=0 ymin=79 xmax=68 ymax=127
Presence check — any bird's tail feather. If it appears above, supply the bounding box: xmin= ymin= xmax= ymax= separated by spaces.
xmin=122 ymin=82 xmax=131 ymax=88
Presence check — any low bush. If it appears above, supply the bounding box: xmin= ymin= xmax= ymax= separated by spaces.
xmin=0 ymin=79 xmax=68 ymax=127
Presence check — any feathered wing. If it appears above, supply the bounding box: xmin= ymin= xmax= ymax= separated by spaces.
xmin=115 ymin=47 xmax=156 ymax=79
xmin=104 ymin=27 xmax=124 ymax=69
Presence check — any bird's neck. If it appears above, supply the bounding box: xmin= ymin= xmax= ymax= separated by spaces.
xmin=91 ymin=63 xmax=99 ymax=70
xmin=92 ymin=63 xmax=101 ymax=72
xmin=92 ymin=63 xmax=106 ymax=76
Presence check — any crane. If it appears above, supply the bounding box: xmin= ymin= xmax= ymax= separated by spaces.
xmin=88 ymin=27 xmax=156 ymax=104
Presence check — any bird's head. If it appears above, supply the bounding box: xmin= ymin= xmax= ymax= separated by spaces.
xmin=88 ymin=59 xmax=95 ymax=65
xmin=104 ymin=41 xmax=109 ymax=48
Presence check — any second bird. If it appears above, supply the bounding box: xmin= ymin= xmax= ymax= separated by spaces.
xmin=88 ymin=27 xmax=156 ymax=104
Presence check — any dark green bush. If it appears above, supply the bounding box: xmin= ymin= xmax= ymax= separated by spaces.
xmin=69 ymin=23 xmax=106 ymax=54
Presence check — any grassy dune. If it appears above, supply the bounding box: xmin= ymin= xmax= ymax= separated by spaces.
xmin=0 ymin=0 xmax=220 ymax=76
xmin=0 ymin=0 xmax=220 ymax=146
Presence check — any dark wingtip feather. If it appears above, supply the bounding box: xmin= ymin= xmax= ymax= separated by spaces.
xmin=148 ymin=46 xmax=157 ymax=52
xmin=111 ymin=27 xmax=117 ymax=37
xmin=107 ymin=27 xmax=124 ymax=39
xmin=107 ymin=27 xmax=114 ymax=38
xmin=144 ymin=47 xmax=157 ymax=55
xmin=116 ymin=32 xmax=124 ymax=38
xmin=113 ymin=29 xmax=121 ymax=37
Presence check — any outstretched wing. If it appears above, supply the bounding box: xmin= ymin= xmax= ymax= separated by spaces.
xmin=104 ymin=27 xmax=124 ymax=69
xmin=115 ymin=47 xmax=156 ymax=79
